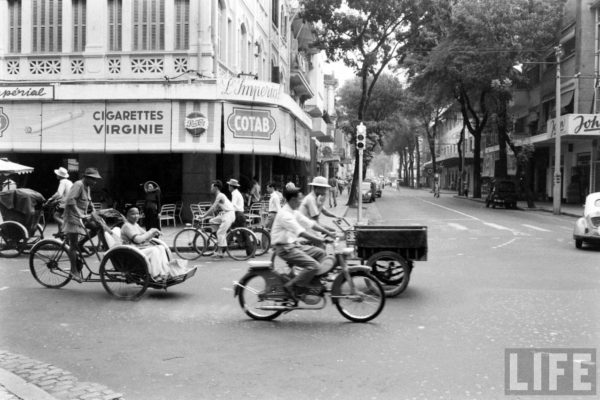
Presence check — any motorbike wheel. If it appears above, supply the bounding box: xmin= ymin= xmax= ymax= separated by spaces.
xmin=29 ymin=239 xmax=72 ymax=288
xmin=237 ymin=273 xmax=284 ymax=321
xmin=333 ymin=271 xmax=385 ymax=323
xmin=366 ymin=251 xmax=411 ymax=297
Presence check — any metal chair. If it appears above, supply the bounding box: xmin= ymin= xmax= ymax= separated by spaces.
xmin=158 ymin=204 xmax=176 ymax=229
xmin=175 ymin=201 xmax=183 ymax=225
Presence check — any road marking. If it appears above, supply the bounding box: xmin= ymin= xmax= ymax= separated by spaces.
xmin=0 ymin=287 xmax=8 ymax=291
xmin=448 ymin=223 xmax=468 ymax=231
xmin=521 ymin=224 xmax=551 ymax=232
xmin=483 ymin=222 xmax=529 ymax=236
xmin=419 ymin=199 xmax=481 ymax=220
xmin=493 ymin=238 xmax=518 ymax=249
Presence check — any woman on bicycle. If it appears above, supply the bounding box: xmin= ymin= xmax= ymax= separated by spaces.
xmin=202 ymin=180 xmax=236 ymax=258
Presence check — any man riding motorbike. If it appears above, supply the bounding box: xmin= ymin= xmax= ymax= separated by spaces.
xmin=271 ymin=187 xmax=335 ymax=300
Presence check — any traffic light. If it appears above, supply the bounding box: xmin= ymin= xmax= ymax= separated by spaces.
xmin=356 ymin=122 xmax=366 ymax=150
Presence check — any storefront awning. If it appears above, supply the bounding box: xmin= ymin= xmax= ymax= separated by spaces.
xmin=0 ymin=158 xmax=34 ymax=176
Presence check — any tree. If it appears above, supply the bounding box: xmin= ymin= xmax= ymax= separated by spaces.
xmin=406 ymin=0 xmax=563 ymax=198
xmin=301 ymin=0 xmax=431 ymax=205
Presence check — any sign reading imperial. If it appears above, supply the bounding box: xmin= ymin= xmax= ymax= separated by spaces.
xmin=219 ymin=77 xmax=281 ymax=103
xmin=227 ymin=108 xmax=276 ymax=139
xmin=0 ymin=85 xmax=54 ymax=100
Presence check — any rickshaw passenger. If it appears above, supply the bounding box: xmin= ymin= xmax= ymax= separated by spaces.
xmin=120 ymin=206 xmax=188 ymax=280
xmin=63 ymin=167 xmax=102 ymax=282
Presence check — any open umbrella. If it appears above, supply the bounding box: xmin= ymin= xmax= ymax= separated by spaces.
xmin=0 ymin=158 xmax=34 ymax=176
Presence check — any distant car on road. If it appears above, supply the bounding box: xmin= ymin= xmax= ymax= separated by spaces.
xmin=485 ymin=180 xmax=518 ymax=209
xmin=357 ymin=182 xmax=373 ymax=203
xmin=573 ymin=192 xmax=600 ymax=249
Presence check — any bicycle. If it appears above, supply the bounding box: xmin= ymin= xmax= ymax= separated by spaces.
xmin=173 ymin=218 xmax=258 ymax=261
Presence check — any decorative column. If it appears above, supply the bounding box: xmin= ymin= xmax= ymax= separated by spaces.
xmin=84 ymin=0 xmax=108 ymax=75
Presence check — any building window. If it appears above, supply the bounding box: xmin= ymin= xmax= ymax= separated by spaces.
xmin=108 ymin=0 xmax=122 ymax=51
xmin=8 ymin=0 xmax=21 ymax=53
xmin=562 ymin=36 xmax=576 ymax=58
xmin=32 ymin=0 xmax=63 ymax=52
xmin=72 ymin=0 xmax=86 ymax=52
xmin=218 ymin=0 xmax=226 ymax=62
xmin=133 ymin=0 xmax=165 ymax=51
xmin=228 ymin=18 xmax=234 ymax=66
xmin=174 ymin=0 xmax=189 ymax=50
xmin=272 ymin=0 xmax=279 ymax=28
xmin=240 ymin=23 xmax=248 ymax=72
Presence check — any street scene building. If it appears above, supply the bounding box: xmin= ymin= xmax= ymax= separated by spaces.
xmin=0 ymin=0 xmax=343 ymax=219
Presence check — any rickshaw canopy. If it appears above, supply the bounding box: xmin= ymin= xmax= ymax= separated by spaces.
xmin=0 ymin=158 xmax=34 ymax=176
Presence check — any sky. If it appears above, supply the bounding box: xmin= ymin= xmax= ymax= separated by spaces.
xmin=324 ymin=61 xmax=356 ymax=87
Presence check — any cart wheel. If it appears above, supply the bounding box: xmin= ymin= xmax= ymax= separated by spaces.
xmin=251 ymin=227 xmax=271 ymax=256
xmin=29 ymin=239 xmax=72 ymax=288
xmin=366 ymin=251 xmax=411 ymax=297
xmin=0 ymin=221 xmax=27 ymax=258
xmin=226 ymin=227 xmax=256 ymax=261
xmin=99 ymin=247 xmax=150 ymax=300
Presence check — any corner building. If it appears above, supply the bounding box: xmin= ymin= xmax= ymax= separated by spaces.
xmin=0 ymin=0 xmax=333 ymax=220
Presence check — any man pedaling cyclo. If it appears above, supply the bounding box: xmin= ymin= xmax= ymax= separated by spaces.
xmin=270 ymin=186 xmax=336 ymax=301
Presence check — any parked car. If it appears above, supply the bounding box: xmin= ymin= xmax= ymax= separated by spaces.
xmin=374 ymin=180 xmax=383 ymax=198
xmin=357 ymin=182 xmax=373 ymax=203
xmin=485 ymin=179 xmax=518 ymax=209
xmin=573 ymin=192 xmax=600 ymax=249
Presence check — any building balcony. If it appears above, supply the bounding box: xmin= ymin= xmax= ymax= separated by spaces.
xmin=0 ymin=51 xmax=194 ymax=82
xmin=290 ymin=69 xmax=314 ymax=100
xmin=311 ymin=116 xmax=330 ymax=139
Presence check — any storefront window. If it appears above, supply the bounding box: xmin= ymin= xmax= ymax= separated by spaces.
xmin=32 ymin=0 xmax=63 ymax=52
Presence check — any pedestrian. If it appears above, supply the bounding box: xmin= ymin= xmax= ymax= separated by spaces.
xmin=63 ymin=167 xmax=102 ymax=282
xmin=463 ymin=180 xmax=469 ymax=197
xmin=265 ymin=182 xmax=282 ymax=230
xmin=248 ymin=176 xmax=261 ymax=206
xmin=144 ymin=181 xmax=161 ymax=231
xmin=45 ymin=166 xmax=73 ymax=233
xmin=328 ymin=176 xmax=338 ymax=208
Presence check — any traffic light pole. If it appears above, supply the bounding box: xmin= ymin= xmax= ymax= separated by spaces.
xmin=358 ymin=148 xmax=363 ymax=223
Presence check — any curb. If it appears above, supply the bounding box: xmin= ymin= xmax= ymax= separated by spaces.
xmin=0 ymin=368 xmax=56 ymax=400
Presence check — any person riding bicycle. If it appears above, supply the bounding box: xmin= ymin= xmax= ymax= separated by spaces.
xmin=202 ymin=180 xmax=236 ymax=258
xmin=271 ymin=187 xmax=335 ymax=300
xmin=63 ymin=167 xmax=102 ymax=282
xmin=45 ymin=167 xmax=73 ymax=234
xmin=227 ymin=178 xmax=246 ymax=229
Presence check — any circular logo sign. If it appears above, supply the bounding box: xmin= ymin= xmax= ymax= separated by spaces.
xmin=184 ymin=111 xmax=208 ymax=137
xmin=0 ymin=107 xmax=9 ymax=136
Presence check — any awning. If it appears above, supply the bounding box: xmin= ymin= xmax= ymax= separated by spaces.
xmin=0 ymin=158 xmax=34 ymax=176
xmin=561 ymin=90 xmax=574 ymax=108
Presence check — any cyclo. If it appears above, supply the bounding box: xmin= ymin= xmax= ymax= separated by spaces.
xmin=29 ymin=208 xmax=197 ymax=300
xmin=0 ymin=188 xmax=46 ymax=257
xmin=233 ymin=226 xmax=386 ymax=323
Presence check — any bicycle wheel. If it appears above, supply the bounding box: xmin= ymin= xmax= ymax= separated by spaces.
xmin=173 ymin=228 xmax=206 ymax=260
xmin=226 ymin=227 xmax=256 ymax=261
xmin=333 ymin=271 xmax=385 ymax=323
xmin=0 ymin=221 xmax=27 ymax=258
xmin=237 ymin=273 xmax=283 ymax=321
xmin=252 ymin=227 xmax=271 ymax=256
xmin=366 ymin=251 xmax=411 ymax=297
xmin=29 ymin=239 xmax=72 ymax=288
xmin=99 ymin=248 xmax=150 ymax=300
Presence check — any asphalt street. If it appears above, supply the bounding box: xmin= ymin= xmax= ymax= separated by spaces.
xmin=1 ymin=187 xmax=598 ymax=399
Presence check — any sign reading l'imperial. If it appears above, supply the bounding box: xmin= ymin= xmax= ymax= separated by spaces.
xmin=0 ymin=85 xmax=54 ymax=101
xmin=218 ymin=77 xmax=281 ymax=103
xmin=227 ymin=108 xmax=276 ymax=139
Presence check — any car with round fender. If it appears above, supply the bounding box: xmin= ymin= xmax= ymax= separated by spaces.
xmin=573 ymin=192 xmax=600 ymax=249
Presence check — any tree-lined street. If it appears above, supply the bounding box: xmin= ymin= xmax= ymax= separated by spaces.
xmin=1 ymin=187 xmax=598 ymax=399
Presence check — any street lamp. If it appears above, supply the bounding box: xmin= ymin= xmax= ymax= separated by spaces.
xmin=356 ymin=122 xmax=366 ymax=223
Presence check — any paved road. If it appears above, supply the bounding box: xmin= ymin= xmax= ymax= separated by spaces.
xmin=1 ymin=187 xmax=598 ymax=399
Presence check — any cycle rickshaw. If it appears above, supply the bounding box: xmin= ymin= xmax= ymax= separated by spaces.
xmin=0 ymin=188 xmax=46 ymax=257
xmin=29 ymin=208 xmax=197 ymax=300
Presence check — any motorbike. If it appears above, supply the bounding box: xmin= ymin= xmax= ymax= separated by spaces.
xmin=233 ymin=236 xmax=386 ymax=323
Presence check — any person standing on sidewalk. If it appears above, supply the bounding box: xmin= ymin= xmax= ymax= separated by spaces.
xmin=328 ymin=176 xmax=338 ymax=208
xmin=46 ymin=166 xmax=73 ymax=233
xmin=265 ymin=182 xmax=282 ymax=230
xmin=63 ymin=167 xmax=102 ymax=282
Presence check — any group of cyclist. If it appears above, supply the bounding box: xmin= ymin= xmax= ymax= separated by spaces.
xmin=47 ymin=165 xmax=343 ymax=293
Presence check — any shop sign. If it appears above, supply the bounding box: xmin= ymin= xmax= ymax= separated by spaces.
xmin=219 ymin=77 xmax=281 ymax=103
xmin=548 ymin=114 xmax=600 ymax=137
xmin=227 ymin=108 xmax=276 ymax=139
xmin=0 ymin=108 xmax=8 ymax=137
xmin=0 ymin=85 xmax=54 ymax=101
xmin=184 ymin=111 xmax=208 ymax=137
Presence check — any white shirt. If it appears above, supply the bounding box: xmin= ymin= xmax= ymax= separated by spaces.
xmin=299 ymin=192 xmax=324 ymax=221
xmin=271 ymin=204 xmax=316 ymax=245
xmin=231 ymin=189 xmax=245 ymax=212
xmin=268 ymin=190 xmax=282 ymax=213
xmin=56 ymin=179 xmax=73 ymax=207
